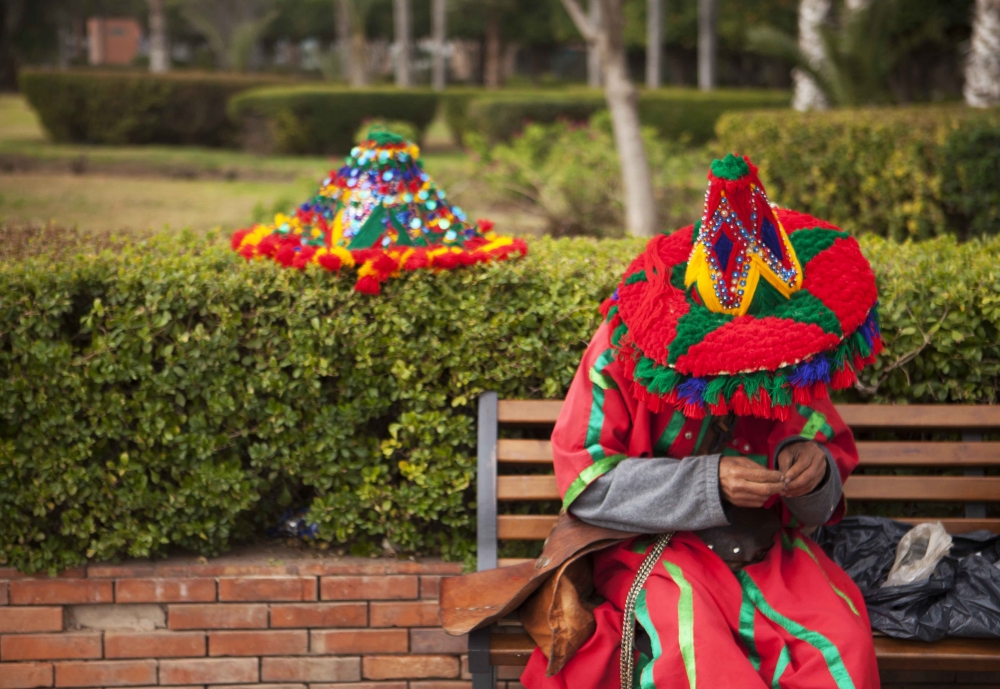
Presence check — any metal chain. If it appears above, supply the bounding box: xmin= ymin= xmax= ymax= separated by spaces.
xmin=619 ymin=531 xmax=674 ymax=689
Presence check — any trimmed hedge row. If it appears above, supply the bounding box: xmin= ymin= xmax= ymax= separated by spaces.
xmin=2 ymin=234 xmax=999 ymax=573
xmin=227 ymin=86 xmax=441 ymax=155
xmin=19 ymin=69 xmax=291 ymax=147
xmin=716 ymin=106 xmax=1000 ymax=240
xmin=447 ymin=88 xmax=790 ymax=145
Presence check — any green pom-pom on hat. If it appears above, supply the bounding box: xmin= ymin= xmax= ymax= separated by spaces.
xmin=710 ymin=153 xmax=750 ymax=181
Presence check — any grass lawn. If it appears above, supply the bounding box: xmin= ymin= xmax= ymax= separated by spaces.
xmin=0 ymin=94 xmax=527 ymax=235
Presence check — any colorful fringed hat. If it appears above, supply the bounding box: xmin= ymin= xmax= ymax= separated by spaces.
xmin=231 ymin=129 xmax=527 ymax=294
xmin=601 ymin=154 xmax=881 ymax=421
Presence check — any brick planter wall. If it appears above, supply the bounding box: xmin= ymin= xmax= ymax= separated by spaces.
xmin=0 ymin=550 xmax=523 ymax=689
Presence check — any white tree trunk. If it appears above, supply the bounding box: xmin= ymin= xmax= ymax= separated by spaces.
xmin=336 ymin=0 xmax=353 ymax=83
xmin=484 ymin=9 xmax=502 ymax=89
xmin=646 ymin=0 xmax=662 ymax=88
xmin=393 ymin=0 xmax=412 ymax=87
xmin=792 ymin=0 xmax=831 ymax=111
xmin=431 ymin=0 xmax=447 ymax=91
xmin=965 ymin=0 xmax=1000 ymax=107
xmin=697 ymin=0 xmax=716 ymax=90
xmin=587 ymin=0 xmax=602 ymax=87
xmin=147 ymin=0 xmax=169 ymax=73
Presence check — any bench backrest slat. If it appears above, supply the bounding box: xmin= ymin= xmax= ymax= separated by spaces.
xmin=478 ymin=396 xmax=1000 ymax=573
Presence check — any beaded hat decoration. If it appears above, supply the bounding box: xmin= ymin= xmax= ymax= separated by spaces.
xmin=601 ymin=153 xmax=881 ymax=421
xmin=231 ymin=129 xmax=527 ymax=294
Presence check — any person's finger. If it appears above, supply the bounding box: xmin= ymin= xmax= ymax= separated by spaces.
xmin=777 ymin=446 xmax=798 ymax=474
xmin=732 ymin=464 xmax=785 ymax=485
xmin=782 ymin=444 xmax=824 ymax=483
xmin=785 ymin=458 xmax=827 ymax=496
xmin=733 ymin=478 xmax=785 ymax=497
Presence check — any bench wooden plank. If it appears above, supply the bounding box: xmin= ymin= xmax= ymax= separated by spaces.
xmin=496 ymin=514 xmax=1000 ymax=540
xmin=498 ymin=439 xmax=1000 ymax=467
xmin=497 ymin=400 xmax=1000 ymax=430
xmin=498 ymin=475 xmax=1000 ymax=502
xmin=489 ymin=632 xmax=1000 ymax=670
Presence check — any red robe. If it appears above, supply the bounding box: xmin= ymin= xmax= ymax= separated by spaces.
xmin=520 ymin=322 xmax=880 ymax=689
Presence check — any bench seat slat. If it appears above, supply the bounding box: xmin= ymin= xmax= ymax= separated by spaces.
xmin=497 ymin=400 xmax=1000 ymax=430
xmin=498 ymin=439 xmax=1000 ymax=466
xmin=488 ymin=632 xmax=1000 ymax=671
xmin=498 ymin=475 xmax=1000 ymax=502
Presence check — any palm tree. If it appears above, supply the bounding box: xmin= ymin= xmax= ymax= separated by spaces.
xmin=748 ymin=0 xmax=902 ymax=107
xmin=393 ymin=0 xmax=412 ymax=87
xmin=646 ymin=0 xmax=663 ymax=88
xmin=178 ymin=0 xmax=278 ymax=72
xmin=147 ymin=0 xmax=170 ymax=73
xmin=698 ymin=0 xmax=717 ymax=91
xmin=559 ymin=0 xmax=657 ymax=237
xmin=791 ymin=0 xmax=831 ymax=111
xmin=965 ymin=0 xmax=1000 ymax=107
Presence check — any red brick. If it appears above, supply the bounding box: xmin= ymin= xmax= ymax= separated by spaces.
xmin=104 ymin=631 xmax=206 ymax=659
xmin=363 ymin=655 xmax=459 ymax=680
xmin=320 ymin=576 xmax=417 ymax=601
xmin=209 ymin=630 xmax=307 ymax=656
xmin=85 ymin=565 xmax=157 ymax=579
xmin=168 ymin=604 xmax=267 ymax=630
xmin=211 ymin=686 xmax=305 ymax=689
xmin=269 ymin=603 xmax=366 ymax=628
xmin=369 ymin=601 xmax=440 ymax=628
xmin=0 ymin=608 xmax=64 ymax=634
xmin=409 ymin=683 xmax=472 ymax=689
xmin=54 ymin=660 xmax=157 ymax=687
xmin=159 ymin=658 xmax=259 ymax=685
xmin=420 ymin=576 xmax=445 ymax=599
xmin=1 ymin=633 xmax=102 ymax=661
xmin=261 ymin=657 xmax=361 ymax=683
xmin=299 ymin=560 xmax=463 ymax=576
xmin=218 ymin=577 xmax=316 ymax=602
xmin=311 ymin=684 xmax=406 ymax=689
xmin=0 ymin=661 xmax=53 ymax=689
xmin=496 ymin=666 xmax=523 ymax=680
xmin=0 ymin=581 xmax=8 ymax=605
xmin=410 ymin=628 xmax=468 ymax=654
xmin=116 ymin=578 xmax=216 ymax=603
xmin=310 ymin=629 xmax=407 ymax=654
xmin=10 ymin=581 xmax=112 ymax=605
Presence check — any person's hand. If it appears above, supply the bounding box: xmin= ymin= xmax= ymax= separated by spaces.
xmin=719 ymin=455 xmax=785 ymax=507
xmin=776 ymin=441 xmax=827 ymax=498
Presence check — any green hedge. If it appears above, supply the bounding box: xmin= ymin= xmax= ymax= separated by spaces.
xmin=2 ymin=233 xmax=999 ymax=573
xmin=19 ymin=69 xmax=291 ymax=147
xmin=716 ymin=106 xmax=1000 ymax=240
xmin=448 ymin=88 xmax=790 ymax=145
xmin=228 ymin=86 xmax=441 ymax=155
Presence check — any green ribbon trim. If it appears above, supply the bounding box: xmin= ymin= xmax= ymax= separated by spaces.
xmin=634 ymin=589 xmax=665 ymax=689
xmin=737 ymin=571 xmax=857 ymax=689
xmin=739 ymin=588 xmax=762 ymax=671
xmin=772 ymin=645 xmax=791 ymax=689
xmin=792 ymin=537 xmax=860 ymax=617
xmin=694 ymin=417 xmax=711 ymax=454
xmin=654 ymin=411 xmax=686 ymax=454
xmin=584 ymin=349 xmax=617 ymax=462
xmin=797 ymin=404 xmax=834 ymax=441
xmin=663 ymin=561 xmax=697 ymax=689
xmin=561 ymin=454 xmax=626 ymax=510
xmin=722 ymin=446 xmax=768 ymax=467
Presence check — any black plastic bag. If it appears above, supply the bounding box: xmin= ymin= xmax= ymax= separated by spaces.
xmin=814 ymin=516 xmax=1000 ymax=641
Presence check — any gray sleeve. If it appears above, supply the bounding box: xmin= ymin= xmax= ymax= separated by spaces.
xmin=775 ymin=436 xmax=843 ymax=527
xmin=568 ymin=454 xmax=730 ymax=533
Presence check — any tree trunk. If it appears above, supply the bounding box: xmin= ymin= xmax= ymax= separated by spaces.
xmin=646 ymin=0 xmax=662 ymax=88
xmin=697 ymin=0 xmax=716 ymax=90
xmin=336 ymin=0 xmax=353 ymax=83
xmin=483 ymin=8 xmax=502 ymax=89
xmin=792 ymin=0 xmax=830 ymax=111
xmin=432 ymin=0 xmax=447 ymax=91
xmin=965 ymin=0 xmax=1000 ymax=107
xmin=0 ymin=0 xmax=26 ymax=90
xmin=587 ymin=0 xmax=602 ymax=87
xmin=147 ymin=0 xmax=170 ymax=73
xmin=393 ymin=0 xmax=412 ymax=87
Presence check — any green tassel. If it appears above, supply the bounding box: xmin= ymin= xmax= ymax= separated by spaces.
xmin=723 ymin=375 xmax=743 ymax=400
xmin=704 ymin=377 xmax=727 ymax=405
xmin=634 ymin=356 xmax=658 ymax=382
xmin=710 ymin=153 xmax=750 ymax=181
xmin=741 ymin=372 xmax=764 ymax=401
xmin=612 ymin=322 xmax=628 ymax=346
xmin=605 ymin=304 xmax=619 ymax=324
xmin=768 ymin=374 xmax=792 ymax=408
xmin=649 ymin=367 xmax=680 ymax=394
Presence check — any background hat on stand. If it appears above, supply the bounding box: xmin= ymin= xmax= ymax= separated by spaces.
xmin=603 ymin=153 xmax=881 ymax=420
xmin=232 ymin=128 xmax=527 ymax=294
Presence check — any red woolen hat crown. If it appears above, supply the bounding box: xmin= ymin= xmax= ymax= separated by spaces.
xmin=601 ymin=154 xmax=881 ymax=421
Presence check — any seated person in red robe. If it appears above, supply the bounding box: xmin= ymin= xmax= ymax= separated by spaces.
xmin=521 ymin=154 xmax=882 ymax=689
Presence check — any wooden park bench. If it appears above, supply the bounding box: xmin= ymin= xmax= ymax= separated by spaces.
xmin=467 ymin=393 xmax=1000 ymax=688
